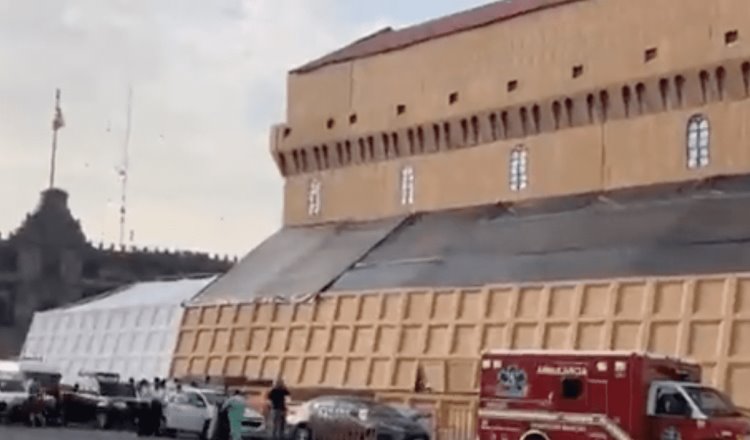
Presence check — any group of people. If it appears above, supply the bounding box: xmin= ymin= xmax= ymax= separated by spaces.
xmin=135 ymin=377 xmax=169 ymax=437
xmin=222 ymin=378 xmax=290 ymax=440
xmin=129 ymin=375 xmax=291 ymax=440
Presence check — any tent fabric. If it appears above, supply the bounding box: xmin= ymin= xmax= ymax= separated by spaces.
xmin=192 ymin=217 xmax=405 ymax=303
xmin=21 ymin=276 xmax=215 ymax=384
xmin=65 ymin=277 xmax=218 ymax=311
xmin=67 ymin=277 xmax=216 ymax=311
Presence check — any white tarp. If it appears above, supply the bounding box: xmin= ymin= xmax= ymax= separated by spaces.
xmin=21 ymin=276 xmax=216 ymax=385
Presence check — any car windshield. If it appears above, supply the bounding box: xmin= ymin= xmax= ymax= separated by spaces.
xmin=0 ymin=379 xmax=25 ymax=392
xmin=683 ymin=386 xmax=741 ymax=417
xmin=99 ymin=381 xmax=136 ymax=398
xmin=24 ymin=372 xmax=61 ymax=389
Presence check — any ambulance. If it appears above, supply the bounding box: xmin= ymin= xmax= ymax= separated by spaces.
xmin=477 ymin=350 xmax=750 ymax=440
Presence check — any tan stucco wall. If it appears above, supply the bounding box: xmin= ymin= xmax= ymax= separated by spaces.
xmin=283 ymin=0 xmax=749 ymax=144
xmin=282 ymin=99 xmax=750 ymax=225
xmin=272 ymin=0 xmax=750 ymax=225
xmin=173 ymin=273 xmax=750 ymax=409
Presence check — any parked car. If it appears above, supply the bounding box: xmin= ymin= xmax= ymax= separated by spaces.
xmin=288 ymin=396 xmax=431 ymax=440
xmin=0 ymin=374 xmax=29 ymax=424
xmin=390 ymin=405 xmax=433 ymax=434
xmin=61 ymin=371 xmax=140 ymax=430
xmin=0 ymin=358 xmax=62 ymax=425
xmin=162 ymin=386 xmax=267 ymax=440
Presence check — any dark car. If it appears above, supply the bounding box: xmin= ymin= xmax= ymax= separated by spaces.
xmin=289 ymin=396 xmax=430 ymax=440
xmin=61 ymin=372 xmax=141 ymax=430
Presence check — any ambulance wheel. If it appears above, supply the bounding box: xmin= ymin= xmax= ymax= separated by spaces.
xmin=293 ymin=426 xmax=312 ymax=440
xmin=521 ymin=431 xmax=550 ymax=440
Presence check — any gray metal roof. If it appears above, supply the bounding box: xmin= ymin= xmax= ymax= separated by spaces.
xmin=194 ymin=176 xmax=750 ymax=302
xmin=193 ymin=217 xmax=405 ymax=302
xmin=331 ymin=184 xmax=750 ymax=291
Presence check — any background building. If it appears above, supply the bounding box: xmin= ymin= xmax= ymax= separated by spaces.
xmin=170 ymin=0 xmax=750 ymax=433
xmin=0 ymin=188 xmax=232 ymax=357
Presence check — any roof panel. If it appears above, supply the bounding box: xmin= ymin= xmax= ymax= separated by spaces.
xmin=63 ymin=277 xmax=217 ymax=312
xmin=329 ymin=185 xmax=750 ymax=291
xmin=193 ymin=217 xmax=405 ymax=303
xmin=192 ymin=176 xmax=750 ymax=303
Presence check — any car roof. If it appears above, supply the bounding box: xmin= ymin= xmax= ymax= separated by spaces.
xmin=312 ymin=395 xmax=385 ymax=405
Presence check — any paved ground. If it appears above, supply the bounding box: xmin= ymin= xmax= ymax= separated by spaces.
xmin=0 ymin=427 xmax=140 ymax=440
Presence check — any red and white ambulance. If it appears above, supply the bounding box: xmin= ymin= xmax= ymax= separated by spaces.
xmin=477 ymin=350 xmax=749 ymax=440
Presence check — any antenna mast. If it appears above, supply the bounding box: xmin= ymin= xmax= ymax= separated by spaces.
xmin=118 ymin=86 xmax=133 ymax=248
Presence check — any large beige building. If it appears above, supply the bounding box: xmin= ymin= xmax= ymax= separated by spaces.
xmin=171 ymin=0 xmax=750 ymax=430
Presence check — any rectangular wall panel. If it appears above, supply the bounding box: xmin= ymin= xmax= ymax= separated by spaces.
xmin=173 ymin=273 xmax=750 ymax=408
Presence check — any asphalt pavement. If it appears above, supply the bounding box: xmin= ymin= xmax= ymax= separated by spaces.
xmin=0 ymin=427 xmax=142 ymax=440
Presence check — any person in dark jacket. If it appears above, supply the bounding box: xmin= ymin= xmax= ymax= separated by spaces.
xmin=266 ymin=378 xmax=290 ymax=440
xmin=136 ymin=379 xmax=154 ymax=437
xmin=213 ymin=398 xmax=231 ymax=440
xmin=150 ymin=378 xmax=165 ymax=435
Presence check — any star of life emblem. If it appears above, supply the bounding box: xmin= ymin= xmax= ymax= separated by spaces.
xmin=496 ymin=365 xmax=528 ymax=397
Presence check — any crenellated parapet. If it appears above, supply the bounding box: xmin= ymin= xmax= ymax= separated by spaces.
xmin=271 ymin=0 xmax=750 ymax=226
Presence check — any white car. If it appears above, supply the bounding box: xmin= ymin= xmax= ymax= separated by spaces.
xmin=0 ymin=375 xmax=29 ymax=423
xmin=163 ymin=387 xmax=267 ymax=439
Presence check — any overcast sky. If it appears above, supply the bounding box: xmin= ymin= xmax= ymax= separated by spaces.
xmin=0 ymin=0 xmax=489 ymax=257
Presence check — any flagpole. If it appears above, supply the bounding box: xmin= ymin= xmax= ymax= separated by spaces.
xmin=49 ymin=89 xmax=61 ymax=189
xmin=49 ymin=128 xmax=58 ymax=189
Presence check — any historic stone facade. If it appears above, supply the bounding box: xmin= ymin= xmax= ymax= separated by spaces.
xmin=0 ymin=188 xmax=232 ymax=357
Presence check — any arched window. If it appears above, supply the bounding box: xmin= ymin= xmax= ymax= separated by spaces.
xmin=307 ymin=179 xmax=322 ymax=216
xmin=687 ymin=115 xmax=710 ymax=169
xmin=400 ymin=166 xmax=415 ymax=206
xmin=509 ymin=146 xmax=529 ymax=192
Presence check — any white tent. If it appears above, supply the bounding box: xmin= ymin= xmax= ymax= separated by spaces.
xmin=21 ymin=276 xmax=216 ymax=385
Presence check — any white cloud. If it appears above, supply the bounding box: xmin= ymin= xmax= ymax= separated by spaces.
xmin=0 ymin=0 xmax=379 ymax=255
